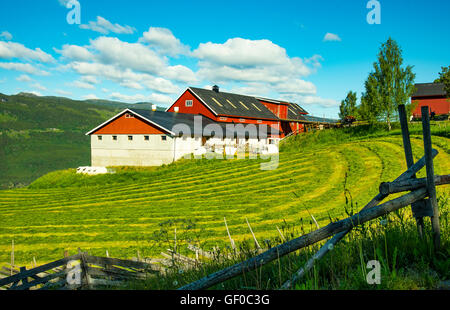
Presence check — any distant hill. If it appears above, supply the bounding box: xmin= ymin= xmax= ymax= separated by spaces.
xmin=84 ymin=99 xmax=166 ymax=111
xmin=0 ymin=92 xmax=166 ymax=188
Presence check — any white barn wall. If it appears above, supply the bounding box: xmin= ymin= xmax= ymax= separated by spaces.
xmin=173 ymin=136 xmax=202 ymax=161
xmin=91 ymin=134 xmax=175 ymax=167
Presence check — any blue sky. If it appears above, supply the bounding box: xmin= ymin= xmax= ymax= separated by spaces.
xmin=0 ymin=0 xmax=449 ymax=118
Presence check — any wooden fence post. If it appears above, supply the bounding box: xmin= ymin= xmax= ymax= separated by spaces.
xmin=398 ymin=104 xmax=426 ymax=237
xmin=421 ymin=106 xmax=441 ymax=250
xmin=11 ymin=240 xmax=14 ymax=276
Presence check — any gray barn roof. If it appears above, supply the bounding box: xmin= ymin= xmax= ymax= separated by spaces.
xmin=412 ymin=83 xmax=446 ymax=98
xmin=129 ymin=109 xmax=279 ymax=138
xmin=287 ymin=102 xmax=308 ymax=120
xmin=189 ymin=87 xmax=279 ymax=120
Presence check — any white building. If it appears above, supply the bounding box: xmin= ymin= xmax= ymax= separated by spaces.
xmin=86 ymin=108 xmax=277 ymax=167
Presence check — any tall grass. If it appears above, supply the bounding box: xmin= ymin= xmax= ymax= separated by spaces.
xmin=119 ymin=192 xmax=449 ymax=290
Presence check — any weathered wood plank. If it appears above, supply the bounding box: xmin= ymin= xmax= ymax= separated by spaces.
xmin=187 ymin=244 xmax=214 ymax=259
xmin=398 ymin=103 xmax=426 ymax=236
xmin=83 ymin=254 xmax=154 ymax=270
xmin=280 ymin=151 xmax=439 ymax=289
xmin=421 ymin=106 xmax=441 ymax=249
xmin=0 ymin=254 xmax=81 ymax=287
xmin=379 ymin=174 xmax=450 ymax=195
xmin=86 ymin=266 xmax=149 ymax=280
xmin=180 ymin=188 xmax=427 ymax=290
xmin=10 ymin=269 xmax=70 ymax=290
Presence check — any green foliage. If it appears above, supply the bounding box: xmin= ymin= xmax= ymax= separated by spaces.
xmin=0 ymin=93 xmax=118 ymax=188
xmin=338 ymin=91 xmax=358 ymax=121
xmin=359 ymin=38 xmax=416 ymax=130
xmin=434 ymin=65 xmax=450 ymax=98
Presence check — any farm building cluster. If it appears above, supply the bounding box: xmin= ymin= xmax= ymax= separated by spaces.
xmin=86 ymin=86 xmax=338 ymax=167
xmin=86 ymin=82 xmax=449 ymax=168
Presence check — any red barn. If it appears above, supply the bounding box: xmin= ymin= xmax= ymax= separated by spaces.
xmin=166 ymin=86 xmax=321 ymax=138
xmin=411 ymin=83 xmax=449 ymax=118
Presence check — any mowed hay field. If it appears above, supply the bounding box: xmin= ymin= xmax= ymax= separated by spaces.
xmin=0 ymin=127 xmax=449 ymax=267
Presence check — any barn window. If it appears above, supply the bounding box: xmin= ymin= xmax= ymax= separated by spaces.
xmin=97 ymin=136 xmax=102 ymax=141
xmin=239 ymin=118 xmax=246 ymax=123
xmin=161 ymin=136 xmax=167 ymax=141
xmin=112 ymin=136 xmax=117 ymax=141
xmin=128 ymin=136 xmax=133 ymax=141
xmin=144 ymin=136 xmax=149 ymax=141
xmin=185 ymin=100 xmax=193 ymax=107
xmin=257 ymin=120 xmax=263 ymax=124
xmin=125 ymin=113 xmax=134 ymax=118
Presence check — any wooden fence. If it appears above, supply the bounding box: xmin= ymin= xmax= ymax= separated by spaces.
xmin=178 ymin=105 xmax=449 ymax=290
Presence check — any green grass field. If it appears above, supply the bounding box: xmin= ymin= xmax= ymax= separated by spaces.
xmin=0 ymin=123 xmax=449 ymax=274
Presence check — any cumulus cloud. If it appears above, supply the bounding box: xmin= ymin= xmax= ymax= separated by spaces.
xmin=323 ymin=33 xmax=341 ymax=42
xmin=140 ymin=27 xmax=190 ymax=56
xmin=0 ymin=62 xmax=50 ymax=75
xmin=55 ymin=89 xmax=72 ymax=96
xmin=82 ymin=94 xmax=99 ymax=100
xmin=69 ymin=61 xmax=180 ymax=94
xmin=32 ymin=83 xmax=47 ymax=91
xmin=192 ymin=37 xmax=321 ymax=99
xmin=109 ymin=92 xmax=173 ymax=105
xmin=71 ymin=80 xmax=95 ymax=89
xmin=16 ymin=74 xmax=32 ymax=82
xmin=283 ymin=94 xmax=339 ymax=108
xmin=0 ymin=31 xmax=12 ymax=41
xmin=89 ymin=36 xmax=166 ymax=75
xmin=55 ymin=44 xmax=94 ymax=61
xmin=0 ymin=41 xmax=54 ymax=63
xmin=194 ymin=38 xmax=292 ymax=67
xmin=80 ymin=16 xmax=136 ymax=35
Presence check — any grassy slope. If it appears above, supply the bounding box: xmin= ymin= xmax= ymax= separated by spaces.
xmin=0 ymin=122 xmax=448 ymax=282
xmin=0 ymin=94 xmax=120 ymax=188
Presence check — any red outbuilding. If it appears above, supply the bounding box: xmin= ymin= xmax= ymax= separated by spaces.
xmin=411 ymin=83 xmax=449 ymax=118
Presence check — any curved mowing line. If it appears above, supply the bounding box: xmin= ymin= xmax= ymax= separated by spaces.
xmin=0 ymin=161 xmax=315 ymax=211
xmin=257 ymin=141 xmax=389 ymax=220
xmin=0 ymin=135 xmax=448 ymax=265
xmin=0 ymin=153 xmax=323 ymax=210
xmin=0 ymin=152 xmax=320 ymax=202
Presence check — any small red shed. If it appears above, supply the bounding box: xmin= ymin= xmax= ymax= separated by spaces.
xmin=411 ymin=83 xmax=449 ymax=118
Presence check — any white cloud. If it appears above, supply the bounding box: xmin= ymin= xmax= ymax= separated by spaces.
xmin=69 ymin=61 xmax=180 ymax=94
xmin=323 ymin=33 xmax=341 ymax=42
xmin=82 ymin=94 xmax=99 ymax=100
xmin=16 ymin=74 xmax=32 ymax=82
xmin=109 ymin=92 xmax=173 ymax=105
xmin=26 ymin=90 xmax=42 ymax=96
xmin=55 ymin=89 xmax=72 ymax=96
xmin=140 ymin=27 xmax=190 ymax=56
xmin=191 ymin=37 xmax=321 ymax=98
xmin=80 ymin=16 xmax=136 ymax=35
xmin=289 ymin=95 xmax=339 ymax=108
xmin=80 ymin=75 xmax=99 ymax=84
xmin=0 ymin=41 xmax=54 ymax=63
xmin=32 ymin=83 xmax=47 ymax=91
xmin=0 ymin=62 xmax=50 ymax=75
xmin=119 ymin=80 xmax=143 ymax=90
xmin=71 ymin=80 xmax=95 ymax=89
xmin=90 ymin=36 xmax=166 ymax=75
xmin=194 ymin=38 xmax=291 ymax=67
xmin=55 ymin=44 xmax=94 ymax=61
xmin=273 ymin=79 xmax=316 ymax=95
xmin=0 ymin=31 xmax=12 ymax=41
